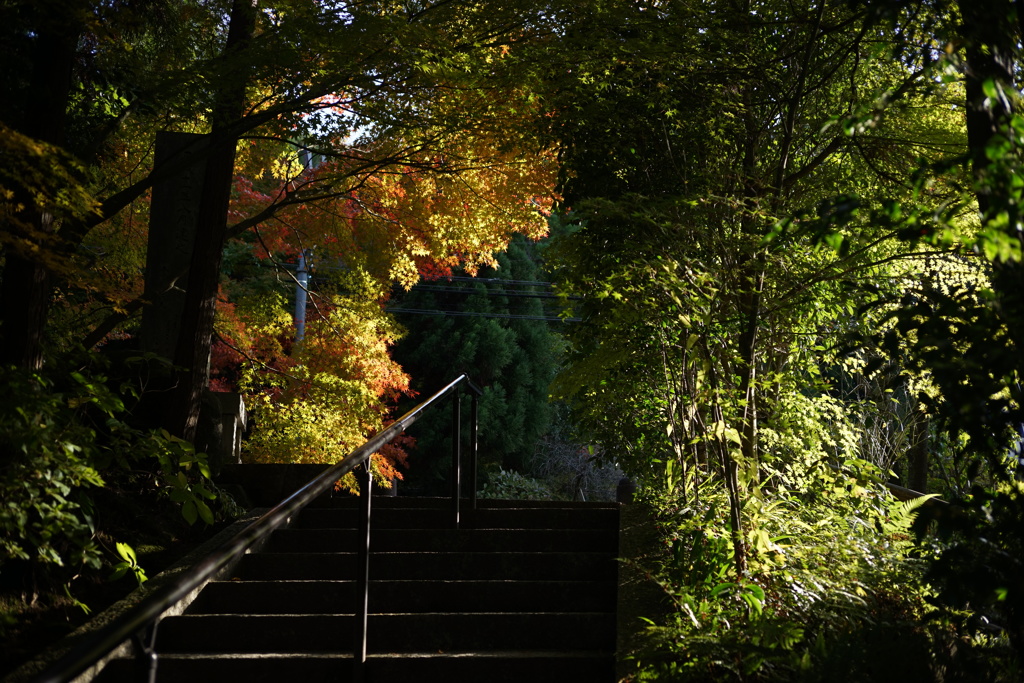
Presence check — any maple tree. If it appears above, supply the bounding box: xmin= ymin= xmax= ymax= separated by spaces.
xmin=206 ymin=93 xmax=554 ymax=476
xmin=0 ymin=0 xmax=559 ymax=604
xmin=1 ymin=0 xmax=558 ymax=452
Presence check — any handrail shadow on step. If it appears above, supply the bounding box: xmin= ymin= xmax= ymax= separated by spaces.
xmin=30 ymin=374 xmax=483 ymax=683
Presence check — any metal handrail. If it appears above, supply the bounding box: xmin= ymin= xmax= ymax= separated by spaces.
xmin=31 ymin=374 xmax=482 ymax=683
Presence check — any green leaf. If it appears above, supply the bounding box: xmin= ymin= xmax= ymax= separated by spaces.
xmin=182 ymin=500 xmax=198 ymax=525
xmin=741 ymin=591 xmax=763 ymax=615
xmin=195 ymin=484 xmax=217 ymax=500
xmin=985 ymin=134 xmax=1013 ymax=162
xmin=981 ymin=78 xmax=999 ymax=101
xmin=115 ymin=541 xmax=137 ymax=563
xmin=196 ymin=500 xmax=214 ymax=525
xmin=709 ymin=582 xmax=735 ymax=598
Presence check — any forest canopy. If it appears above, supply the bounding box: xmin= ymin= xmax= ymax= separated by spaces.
xmin=2 ymin=0 xmax=1024 ymax=679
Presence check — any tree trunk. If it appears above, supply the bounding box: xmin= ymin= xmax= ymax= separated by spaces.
xmin=737 ymin=273 xmax=764 ymax=484
xmin=0 ymin=12 xmax=79 ymax=369
xmin=958 ymin=0 xmax=1024 ymax=359
xmin=956 ymin=0 xmax=1024 ymax=660
xmin=709 ymin=375 xmax=746 ymax=576
xmin=163 ymin=0 xmax=257 ymax=440
xmin=907 ymin=411 xmax=929 ymax=493
xmin=0 ymin=236 xmax=54 ymax=371
xmin=140 ymin=132 xmax=209 ymax=361
xmin=958 ymin=0 xmax=1015 ymax=217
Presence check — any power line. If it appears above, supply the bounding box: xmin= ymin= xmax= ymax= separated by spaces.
xmin=386 ymin=307 xmax=579 ymax=322
xmin=440 ymin=277 xmax=555 ymax=287
xmin=406 ymin=284 xmax=578 ymax=300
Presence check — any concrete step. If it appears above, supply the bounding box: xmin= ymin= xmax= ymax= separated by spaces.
xmin=297 ymin=505 xmax=620 ymax=530
xmin=366 ymin=651 xmax=616 ymax=682
xmin=265 ymin=527 xmax=618 ymax=553
xmin=220 ymin=462 xmax=617 ymax=512
xmin=91 ymin=493 xmax=620 ymax=681
xmin=233 ymin=551 xmax=618 ymax=581
xmin=96 ymin=651 xmax=616 ymax=682
xmin=187 ymin=579 xmax=616 ymax=614
xmin=154 ymin=612 xmax=616 ymax=654
xmin=475 ymin=498 xmax=618 ymax=510
xmin=325 ymin=495 xmax=618 ymax=510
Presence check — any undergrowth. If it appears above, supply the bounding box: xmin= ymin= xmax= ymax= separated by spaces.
xmin=0 ymin=353 xmax=243 ymax=675
xmin=629 ymin=464 xmax=982 ymax=682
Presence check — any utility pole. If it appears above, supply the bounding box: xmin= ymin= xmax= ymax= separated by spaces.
xmin=295 ymin=249 xmax=312 ymax=343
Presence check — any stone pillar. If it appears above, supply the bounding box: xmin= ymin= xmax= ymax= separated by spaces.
xmin=198 ymin=391 xmax=248 ymax=474
xmin=141 ymin=132 xmax=207 ymax=360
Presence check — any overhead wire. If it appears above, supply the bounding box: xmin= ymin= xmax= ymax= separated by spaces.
xmin=386 ymin=307 xmax=579 ymax=322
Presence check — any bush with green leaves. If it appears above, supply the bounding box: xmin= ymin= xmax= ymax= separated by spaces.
xmin=1 ymin=366 xmax=109 ymax=574
xmin=632 ymin=466 xmax=943 ymax=682
xmin=924 ymin=476 xmax=1024 ymax=681
xmin=480 ymin=467 xmax=554 ymax=501
xmin=0 ymin=357 xmax=232 ymax=590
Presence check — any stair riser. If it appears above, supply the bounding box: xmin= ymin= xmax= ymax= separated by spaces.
xmin=297 ymin=507 xmax=620 ymax=530
xmin=155 ymin=613 xmax=616 ymax=654
xmin=323 ymin=496 xmax=618 ymax=511
xmin=91 ymin=497 xmax=620 ymax=682
xmin=233 ymin=552 xmax=618 ymax=581
xmin=369 ymin=654 xmax=616 ymax=682
xmin=266 ymin=528 xmax=618 ymax=553
xmin=187 ymin=580 xmax=616 ymax=614
xmin=95 ymin=654 xmax=616 ymax=683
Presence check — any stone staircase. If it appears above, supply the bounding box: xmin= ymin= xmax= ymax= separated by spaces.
xmin=95 ymin=495 xmax=619 ymax=682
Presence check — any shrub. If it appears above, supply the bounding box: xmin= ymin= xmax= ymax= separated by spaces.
xmin=632 ymin=467 xmax=943 ymax=682
xmin=0 ymin=366 xmax=109 ymax=575
xmin=1 ymin=356 xmax=236 ymax=590
xmin=480 ymin=467 xmax=554 ymax=500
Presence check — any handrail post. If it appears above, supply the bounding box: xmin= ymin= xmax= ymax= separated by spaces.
xmin=133 ymin=621 xmax=158 ymax=683
xmin=451 ymin=387 xmax=461 ymax=529
xmin=353 ymin=463 xmax=372 ymax=683
xmin=469 ymin=391 xmax=479 ymax=517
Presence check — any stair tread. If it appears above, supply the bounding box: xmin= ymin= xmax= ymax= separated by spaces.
xmin=267 ymin=527 xmax=617 ymax=553
xmin=143 ymin=650 xmax=611 ymax=659
xmin=233 ymin=551 xmax=617 ymax=581
xmin=93 ymin=493 xmax=621 ymax=680
xmin=203 ymin=581 xmax=610 ymax=585
xmin=243 ymin=550 xmax=616 ymax=556
xmin=169 ymin=614 xmax=614 ymax=618
xmin=297 ymin=507 xmax=619 ymax=530
xmin=327 ymin=495 xmax=618 ymax=508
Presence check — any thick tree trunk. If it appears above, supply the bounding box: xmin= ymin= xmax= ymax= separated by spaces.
xmin=958 ymin=0 xmax=1015 ymax=215
xmin=0 ymin=238 xmax=54 ymax=371
xmin=163 ymin=0 xmax=257 ymax=441
xmin=0 ymin=15 xmax=78 ymax=369
xmin=956 ymin=0 xmax=1024 ymax=659
xmin=958 ymin=0 xmax=1024 ymax=358
xmin=141 ymin=132 xmax=209 ymax=361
